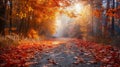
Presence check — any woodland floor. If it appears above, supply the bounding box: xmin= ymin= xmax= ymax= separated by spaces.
xmin=0 ymin=38 xmax=120 ymax=67
xmin=31 ymin=38 xmax=101 ymax=67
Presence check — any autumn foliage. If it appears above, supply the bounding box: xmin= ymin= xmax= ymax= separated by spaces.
xmin=73 ymin=39 xmax=120 ymax=67
xmin=0 ymin=40 xmax=63 ymax=67
xmin=0 ymin=39 xmax=120 ymax=67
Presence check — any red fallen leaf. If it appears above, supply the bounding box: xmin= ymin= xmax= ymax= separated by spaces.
xmin=38 ymin=48 xmax=43 ymax=51
xmin=79 ymin=58 xmax=84 ymax=63
xmin=73 ymin=56 xmax=84 ymax=63
xmin=48 ymin=59 xmax=58 ymax=65
xmin=24 ymin=62 xmax=38 ymax=66
xmin=48 ymin=45 xmax=52 ymax=48
xmin=21 ymin=53 xmax=28 ymax=58
xmin=88 ymin=60 xmax=97 ymax=64
xmin=84 ymin=52 xmax=90 ymax=56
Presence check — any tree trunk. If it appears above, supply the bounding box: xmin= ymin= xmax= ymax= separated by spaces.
xmin=0 ymin=0 xmax=7 ymax=35
xmin=104 ymin=0 xmax=110 ymax=37
xmin=111 ymin=0 xmax=115 ymax=36
xmin=9 ymin=0 xmax=12 ymax=33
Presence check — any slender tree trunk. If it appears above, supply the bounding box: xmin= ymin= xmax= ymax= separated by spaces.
xmin=111 ymin=0 xmax=115 ymax=36
xmin=9 ymin=0 xmax=12 ymax=33
xmin=104 ymin=0 xmax=110 ymax=37
xmin=89 ymin=0 xmax=94 ymax=36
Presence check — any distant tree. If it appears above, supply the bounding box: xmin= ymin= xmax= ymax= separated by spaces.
xmin=111 ymin=0 xmax=115 ymax=36
xmin=0 ymin=0 xmax=7 ymax=35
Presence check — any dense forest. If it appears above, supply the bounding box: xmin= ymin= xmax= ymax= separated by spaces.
xmin=0 ymin=0 xmax=120 ymax=41
xmin=0 ymin=0 xmax=120 ymax=67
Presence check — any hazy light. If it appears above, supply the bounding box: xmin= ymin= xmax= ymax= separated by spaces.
xmin=54 ymin=2 xmax=92 ymax=38
xmin=54 ymin=13 xmax=74 ymax=37
xmin=61 ymin=3 xmax=83 ymax=16
xmin=74 ymin=3 xmax=83 ymax=14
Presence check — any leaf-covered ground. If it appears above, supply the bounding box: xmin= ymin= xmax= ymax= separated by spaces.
xmin=0 ymin=38 xmax=120 ymax=67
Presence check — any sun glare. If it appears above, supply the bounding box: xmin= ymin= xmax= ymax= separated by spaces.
xmin=74 ymin=3 xmax=83 ymax=14
xmin=61 ymin=3 xmax=83 ymax=16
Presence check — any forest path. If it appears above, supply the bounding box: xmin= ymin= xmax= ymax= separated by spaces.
xmin=30 ymin=38 xmax=101 ymax=67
